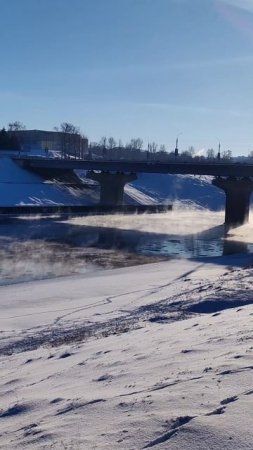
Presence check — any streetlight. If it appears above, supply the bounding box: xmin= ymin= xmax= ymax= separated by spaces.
xmin=175 ymin=132 xmax=182 ymax=157
xmin=215 ymin=137 xmax=221 ymax=159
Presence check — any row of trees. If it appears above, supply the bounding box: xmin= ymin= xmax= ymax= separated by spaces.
xmin=90 ymin=136 xmax=167 ymax=153
xmin=89 ymin=136 xmax=234 ymax=161
xmin=0 ymin=120 xmax=248 ymax=161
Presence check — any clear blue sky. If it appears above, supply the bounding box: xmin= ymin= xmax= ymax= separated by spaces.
xmin=1 ymin=0 xmax=253 ymax=155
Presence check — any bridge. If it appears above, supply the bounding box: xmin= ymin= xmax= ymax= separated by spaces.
xmin=14 ymin=157 xmax=253 ymax=227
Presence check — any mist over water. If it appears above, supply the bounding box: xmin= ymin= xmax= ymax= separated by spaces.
xmin=0 ymin=208 xmax=253 ymax=285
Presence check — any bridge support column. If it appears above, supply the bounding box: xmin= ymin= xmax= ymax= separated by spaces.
xmin=87 ymin=171 xmax=137 ymax=205
xmin=212 ymin=177 xmax=253 ymax=226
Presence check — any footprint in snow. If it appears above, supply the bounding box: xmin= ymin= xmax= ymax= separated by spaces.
xmin=58 ymin=351 xmax=73 ymax=359
xmin=93 ymin=374 xmax=113 ymax=382
xmin=220 ymin=396 xmax=238 ymax=405
xmin=206 ymin=406 xmax=226 ymax=416
xmin=0 ymin=403 xmax=30 ymax=417
xmin=143 ymin=416 xmax=195 ymax=448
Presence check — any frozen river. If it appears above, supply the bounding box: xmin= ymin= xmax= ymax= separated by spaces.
xmin=0 ymin=209 xmax=252 ymax=285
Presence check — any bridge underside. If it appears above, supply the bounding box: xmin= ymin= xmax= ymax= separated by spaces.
xmin=19 ymin=165 xmax=82 ymax=184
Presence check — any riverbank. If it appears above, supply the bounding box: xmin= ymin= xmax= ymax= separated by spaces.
xmin=0 ymin=253 xmax=252 ymax=449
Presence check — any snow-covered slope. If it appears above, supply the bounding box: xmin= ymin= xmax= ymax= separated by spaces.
xmin=132 ymin=173 xmax=225 ymax=210
xmin=0 ymin=157 xmax=97 ymax=206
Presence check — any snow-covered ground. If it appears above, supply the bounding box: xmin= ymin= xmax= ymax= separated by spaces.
xmin=0 ymin=248 xmax=253 ymax=449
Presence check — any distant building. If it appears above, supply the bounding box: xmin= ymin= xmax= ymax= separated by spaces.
xmin=9 ymin=129 xmax=88 ymax=158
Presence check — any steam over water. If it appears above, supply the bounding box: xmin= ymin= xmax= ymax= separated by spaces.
xmin=0 ymin=208 xmax=253 ymax=285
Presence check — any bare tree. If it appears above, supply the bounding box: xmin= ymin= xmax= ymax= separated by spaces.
xmin=148 ymin=142 xmax=158 ymax=153
xmin=207 ymin=148 xmax=215 ymax=159
xmin=130 ymin=138 xmax=143 ymax=150
xmin=56 ymin=122 xmax=81 ymax=158
xmin=99 ymin=136 xmax=107 ymax=148
xmin=108 ymin=137 xmax=117 ymax=149
xmin=8 ymin=121 xmax=26 ymax=131
xmin=60 ymin=122 xmax=80 ymax=134
xmin=222 ymin=150 xmax=232 ymax=160
xmin=159 ymin=144 xmax=167 ymax=153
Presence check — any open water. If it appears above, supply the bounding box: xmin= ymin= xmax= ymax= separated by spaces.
xmin=0 ymin=210 xmax=252 ymax=285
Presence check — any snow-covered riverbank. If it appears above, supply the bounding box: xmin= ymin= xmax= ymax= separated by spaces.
xmin=0 ymin=252 xmax=252 ymax=449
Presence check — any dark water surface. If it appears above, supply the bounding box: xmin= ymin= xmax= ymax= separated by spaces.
xmin=0 ymin=212 xmax=252 ymax=285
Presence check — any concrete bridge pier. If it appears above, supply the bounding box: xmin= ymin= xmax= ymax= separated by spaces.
xmin=212 ymin=177 xmax=253 ymax=226
xmin=87 ymin=171 xmax=137 ymax=205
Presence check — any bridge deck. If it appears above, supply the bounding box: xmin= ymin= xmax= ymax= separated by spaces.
xmin=13 ymin=157 xmax=253 ymax=177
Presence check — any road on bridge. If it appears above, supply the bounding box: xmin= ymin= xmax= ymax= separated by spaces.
xmin=13 ymin=157 xmax=253 ymax=178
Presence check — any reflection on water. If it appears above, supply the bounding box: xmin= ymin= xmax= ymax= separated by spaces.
xmin=0 ymin=211 xmax=252 ymax=285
